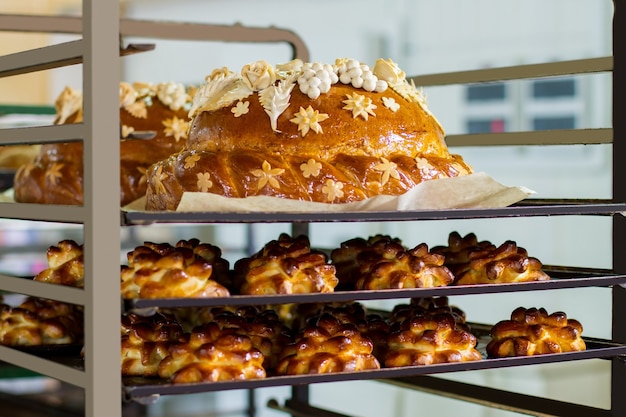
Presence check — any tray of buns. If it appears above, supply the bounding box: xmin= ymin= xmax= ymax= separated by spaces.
xmin=121 ymin=325 xmax=626 ymax=400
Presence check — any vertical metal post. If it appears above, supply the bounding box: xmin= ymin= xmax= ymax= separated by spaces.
xmin=611 ymin=1 xmax=626 ymax=416
xmin=82 ymin=1 xmax=121 ymax=417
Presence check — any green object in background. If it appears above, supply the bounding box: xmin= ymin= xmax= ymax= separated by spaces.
xmin=0 ymin=105 xmax=55 ymax=115
xmin=0 ymin=363 xmax=41 ymax=379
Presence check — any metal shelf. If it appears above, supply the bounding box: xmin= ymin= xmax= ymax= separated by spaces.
xmin=123 ymin=267 xmax=626 ymax=313
xmin=121 ymin=200 xmax=626 ymax=225
xmin=121 ymin=332 xmax=626 ymax=401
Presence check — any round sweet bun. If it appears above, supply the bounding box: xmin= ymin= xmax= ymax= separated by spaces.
xmin=145 ymin=58 xmax=473 ymax=210
xmin=14 ymin=82 xmax=194 ymax=206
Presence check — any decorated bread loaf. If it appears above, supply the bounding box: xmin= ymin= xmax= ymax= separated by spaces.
xmin=14 ymin=82 xmax=193 ymax=206
xmin=145 ymin=58 xmax=473 ymax=210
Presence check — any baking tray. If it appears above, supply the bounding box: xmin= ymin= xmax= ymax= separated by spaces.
xmin=121 ymin=199 xmax=626 ymax=225
xmin=121 ymin=327 xmax=626 ymax=401
xmin=123 ymin=266 xmax=626 ymax=313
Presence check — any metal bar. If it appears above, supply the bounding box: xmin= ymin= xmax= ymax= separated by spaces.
xmin=0 ymin=124 xmax=84 ymax=146
xmin=122 ymin=202 xmax=626 ymax=225
xmin=380 ymin=376 xmax=611 ymax=417
xmin=0 ymin=345 xmax=85 ymax=388
xmin=82 ymin=1 xmax=121 ymax=417
xmin=0 ymin=14 xmax=82 ymax=34
xmin=0 ymin=14 xmax=310 ymax=62
xmin=0 ymin=39 xmax=84 ymax=78
xmin=446 ymin=128 xmax=612 ymax=147
xmin=0 ymin=274 xmax=85 ymax=306
xmin=123 ymin=273 xmax=626 ymax=312
xmin=0 ymin=202 xmax=85 ymax=223
xmin=410 ymin=57 xmax=613 ymax=87
xmin=119 ymin=19 xmax=310 ymax=61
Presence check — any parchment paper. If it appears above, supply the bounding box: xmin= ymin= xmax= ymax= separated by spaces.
xmin=125 ymin=172 xmax=534 ymax=213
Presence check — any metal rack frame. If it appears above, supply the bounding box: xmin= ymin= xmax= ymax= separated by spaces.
xmin=0 ymin=1 xmax=622 ymax=416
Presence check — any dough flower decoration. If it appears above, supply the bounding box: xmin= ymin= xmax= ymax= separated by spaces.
xmin=289 ymin=106 xmax=330 ymax=137
xmin=162 ymin=116 xmax=190 ymax=142
xmin=136 ymin=166 xmax=147 ymax=187
xmin=196 ymin=172 xmax=213 ymax=192
xmin=231 ymin=100 xmax=250 ymax=117
xmin=152 ymin=165 xmax=168 ymax=195
xmin=45 ymin=163 xmax=64 ymax=185
xmin=373 ymin=157 xmax=400 ymax=186
xmin=300 ymin=159 xmax=322 ymax=178
xmin=252 ymin=160 xmax=285 ymax=190
xmin=120 ymin=82 xmax=148 ymax=119
xmin=343 ymin=92 xmax=377 ymax=120
xmin=322 ymin=179 xmax=344 ymax=202
xmin=184 ymin=154 xmax=201 ymax=169
xmin=416 ymin=156 xmax=434 ymax=172
xmin=382 ymin=97 xmax=400 ymax=112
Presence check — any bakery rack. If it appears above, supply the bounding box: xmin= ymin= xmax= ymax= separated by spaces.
xmin=0 ymin=1 xmax=624 ymax=417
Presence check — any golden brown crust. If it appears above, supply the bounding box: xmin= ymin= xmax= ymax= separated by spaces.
xmin=145 ymin=59 xmax=473 ymax=210
xmin=431 ymin=231 xmax=497 ymax=275
xmin=275 ymin=313 xmax=380 ymax=375
xmin=14 ymin=84 xmax=192 ymax=206
xmin=453 ymin=240 xmax=550 ymax=285
xmin=121 ymin=239 xmax=230 ymax=299
xmin=121 ymin=312 xmax=186 ymax=377
xmin=0 ymin=297 xmax=83 ymax=346
xmin=233 ymin=234 xmax=338 ymax=295
xmin=158 ymin=322 xmax=266 ymax=383
xmin=384 ymin=312 xmax=481 ymax=367
xmin=486 ymin=307 xmax=586 ymax=357
xmin=354 ymin=241 xmax=455 ymax=290
xmin=33 ymin=240 xmax=84 ymax=288
xmin=331 ymin=235 xmax=403 ymax=290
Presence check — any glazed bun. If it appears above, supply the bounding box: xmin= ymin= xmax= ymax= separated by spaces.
xmin=145 ymin=58 xmax=472 ymax=210
xmin=34 ymin=240 xmax=84 ymax=288
xmin=121 ymin=239 xmax=230 ymax=299
xmin=487 ymin=307 xmax=586 ymax=357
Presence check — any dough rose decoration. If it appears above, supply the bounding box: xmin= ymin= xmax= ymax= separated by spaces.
xmin=145 ymin=57 xmax=474 ymax=210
